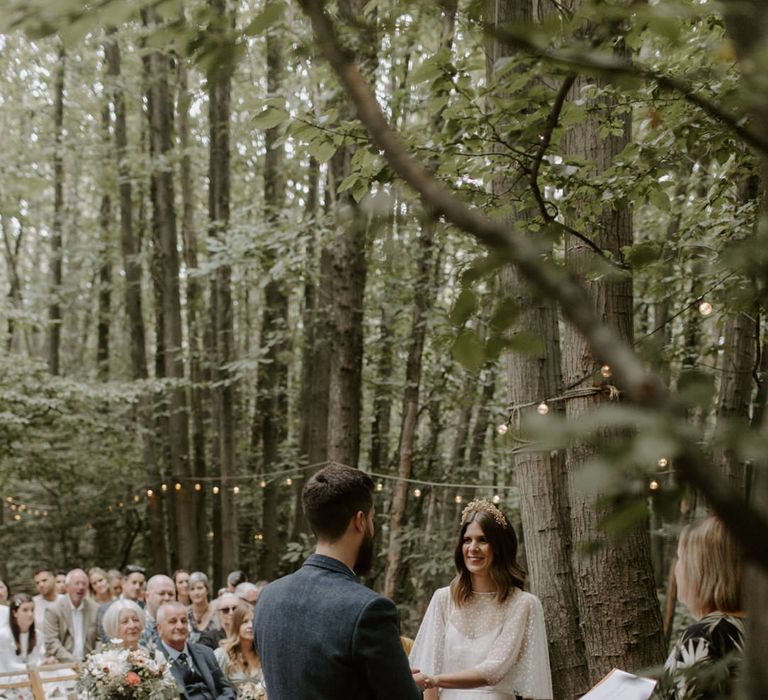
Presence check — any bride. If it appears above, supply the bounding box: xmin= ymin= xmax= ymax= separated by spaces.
xmin=409 ymin=500 xmax=553 ymax=700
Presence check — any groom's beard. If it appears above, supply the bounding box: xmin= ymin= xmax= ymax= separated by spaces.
xmin=354 ymin=526 xmax=375 ymax=576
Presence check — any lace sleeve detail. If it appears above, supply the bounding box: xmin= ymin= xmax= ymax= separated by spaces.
xmin=474 ymin=592 xmax=545 ymax=688
xmin=408 ymin=587 xmax=450 ymax=676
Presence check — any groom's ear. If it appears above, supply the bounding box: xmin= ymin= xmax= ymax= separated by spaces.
xmin=351 ymin=510 xmax=366 ymax=533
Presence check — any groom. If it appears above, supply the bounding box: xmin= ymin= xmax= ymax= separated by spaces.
xmin=254 ymin=464 xmax=422 ymax=700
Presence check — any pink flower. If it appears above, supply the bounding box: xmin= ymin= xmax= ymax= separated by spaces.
xmin=125 ymin=671 xmax=141 ymax=686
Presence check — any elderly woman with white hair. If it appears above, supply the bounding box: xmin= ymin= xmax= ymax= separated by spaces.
xmin=187 ymin=572 xmax=219 ymax=643
xmin=101 ymin=599 xmax=146 ymax=650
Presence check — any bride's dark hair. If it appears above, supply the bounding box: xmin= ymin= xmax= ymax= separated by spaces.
xmin=9 ymin=593 xmax=36 ymax=656
xmin=450 ymin=508 xmax=525 ymax=606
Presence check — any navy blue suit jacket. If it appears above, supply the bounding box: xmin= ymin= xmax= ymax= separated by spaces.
xmin=158 ymin=640 xmax=236 ymax=700
xmin=254 ymin=553 xmax=421 ymax=700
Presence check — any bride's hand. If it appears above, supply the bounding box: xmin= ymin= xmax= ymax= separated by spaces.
xmin=411 ymin=671 xmax=432 ymax=689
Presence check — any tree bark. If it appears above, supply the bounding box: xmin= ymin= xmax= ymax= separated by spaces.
xmin=144 ymin=7 xmax=196 ymax=568
xmin=106 ymin=33 xmax=168 ymax=573
xmin=257 ymin=1 xmax=289 ymax=579
xmin=48 ymin=43 xmax=65 ymax=376
xmin=96 ymin=98 xmax=112 ymax=381
xmin=1 ymin=215 xmax=24 ymax=353
xmin=561 ymin=52 xmax=665 ymax=681
xmin=208 ymin=0 xmax=239 ymax=575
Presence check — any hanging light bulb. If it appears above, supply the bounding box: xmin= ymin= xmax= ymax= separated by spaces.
xmin=133 ymin=495 xmax=140 ymax=503
xmin=161 ymin=483 xmax=168 ymax=493
xmin=492 ymin=494 xmax=501 ymax=504
xmin=233 ymin=486 xmax=240 ymax=495
xmin=454 ymin=495 xmax=463 ymax=504
xmin=118 ymin=501 xmax=124 ymax=509
xmin=175 ymin=482 xmax=182 ymax=491
xmin=212 ymin=486 xmax=220 ymax=495
xmin=497 ymin=423 xmax=509 ymax=435
xmin=194 ymin=483 xmax=202 ymax=491
xmin=698 ymin=301 xmax=713 ymax=316
xmin=413 ymin=489 xmax=422 ymax=498
xmin=147 ymin=489 xmax=154 ymax=498
xmin=657 ymin=457 xmax=668 ymax=468
xmin=375 ymin=482 xmax=384 ymax=492
xmin=14 ymin=514 xmax=21 ymax=521
xmin=285 ymin=477 xmax=293 ymax=486
xmin=601 ymin=364 xmax=612 ymax=378
xmin=260 ymin=480 xmax=267 ymax=488
xmin=649 ymin=480 xmax=660 ymax=491
xmin=537 ymin=402 xmax=549 ymax=416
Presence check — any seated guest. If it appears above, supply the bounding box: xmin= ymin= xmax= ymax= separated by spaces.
xmin=0 ymin=594 xmax=55 ymax=671
xmin=107 ymin=569 xmax=123 ymax=598
xmin=87 ymin=567 xmax=114 ymax=605
xmin=156 ymin=601 xmax=235 ymax=700
xmin=198 ymin=593 xmax=239 ymax=650
xmin=233 ymin=582 xmax=263 ymax=608
xmin=188 ymin=572 xmax=218 ymax=643
xmin=225 ymin=571 xmax=247 ymax=593
xmin=98 ymin=564 xmax=145 ymax=641
xmin=174 ymin=570 xmax=191 ymax=607
xmin=655 ymin=516 xmax=745 ymax=700
xmin=32 ymin=568 xmax=60 ymax=641
xmin=54 ymin=572 xmax=67 ymax=596
xmin=214 ymin=603 xmax=263 ymax=693
xmin=44 ymin=568 xmax=98 ymax=662
xmin=142 ymin=575 xmax=176 ymax=648
xmin=102 ymin=599 xmax=145 ymax=650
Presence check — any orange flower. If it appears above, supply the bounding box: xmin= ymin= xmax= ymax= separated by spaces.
xmin=125 ymin=671 xmax=141 ymax=686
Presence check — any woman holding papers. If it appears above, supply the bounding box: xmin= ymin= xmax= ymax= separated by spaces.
xmin=409 ymin=500 xmax=553 ymax=699
xmin=655 ymin=516 xmax=745 ymax=699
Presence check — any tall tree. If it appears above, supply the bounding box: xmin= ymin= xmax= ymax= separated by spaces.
xmin=144 ymin=7 xmax=196 ymax=568
xmin=105 ymin=32 xmax=168 ymax=573
xmin=48 ymin=43 xmax=65 ymax=376
xmin=257 ymin=0 xmax=289 ymax=579
xmin=96 ymin=97 xmax=112 ymax=381
xmin=560 ymin=22 xmax=665 ymax=680
xmin=208 ymin=0 xmax=238 ymax=574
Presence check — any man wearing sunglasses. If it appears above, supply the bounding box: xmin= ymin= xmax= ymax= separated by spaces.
xmin=198 ymin=593 xmax=240 ymax=650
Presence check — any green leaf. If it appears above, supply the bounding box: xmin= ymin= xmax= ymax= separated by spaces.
xmin=490 ymin=297 xmax=519 ymax=332
xmin=252 ymin=107 xmax=289 ymax=130
xmin=410 ymin=56 xmax=443 ymax=83
xmin=451 ymin=330 xmax=485 ymax=374
xmin=505 ymin=331 xmax=545 ymax=356
xmin=244 ymin=0 xmax=286 ymax=36
xmin=449 ymin=289 xmax=477 ymax=326
xmin=308 ymin=140 xmax=337 ymax=164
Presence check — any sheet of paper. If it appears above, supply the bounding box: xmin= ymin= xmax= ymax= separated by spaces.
xmin=580 ymin=668 xmax=657 ymax=700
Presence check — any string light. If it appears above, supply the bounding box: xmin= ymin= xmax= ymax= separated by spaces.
xmin=600 ymin=365 xmax=612 ymax=378
xmin=657 ymin=457 xmax=668 ymax=468
xmin=175 ymin=482 xmax=182 ymax=491
xmin=43 ymin=511 xmax=48 ymax=517
xmin=260 ymin=480 xmax=267 ymax=488
xmin=133 ymin=495 xmax=140 ymax=503
xmin=649 ymin=480 xmax=660 ymax=491
xmin=375 ymin=482 xmax=384 ymax=492
xmin=497 ymin=423 xmax=508 ymax=435
xmin=413 ymin=488 xmax=422 ymax=498
xmin=454 ymin=495 xmax=463 ymax=504
xmin=147 ymin=489 xmax=154 ymax=497
xmin=698 ymin=301 xmax=713 ymax=316
xmin=161 ymin=484 xmax=168 ymax=493
xmin=19 ymin=504 xmax=26 ymax=512
xmin=492 ymin=494 xmax=501 ymax=504
xmin=212 ymin=486 xmax=220 ymax=495
xmin=118 ymin=501 xmax=124 ymax=509
xmin=10 ymin=505 xmax=16 ymax=511
xmin=285 ymin=478 xmax=293 ymax=486
xmin=207 ymin=531 xmax=214 ymax=539
xmin=537 ymin=402 xmax=549 ymax=416
xmin=253 ymin=533 xmax=264 ymax=541
xmin=195 ymin=483 xmax=202 ymax=491
xmin=233 ymin=486 xmax=240 ymax=495
xmin=13 ymin=514 xmax=21 ymax=521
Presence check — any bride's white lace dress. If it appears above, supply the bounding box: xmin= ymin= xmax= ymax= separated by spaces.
xmin=409 ymin=587 xmax=553 ymax=699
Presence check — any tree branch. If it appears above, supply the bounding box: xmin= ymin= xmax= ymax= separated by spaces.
xmin=297 ymin=0 xmax=768 ymax=570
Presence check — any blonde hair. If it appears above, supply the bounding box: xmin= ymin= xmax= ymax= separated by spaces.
xmin=678 ymin=516 xmax=743 ymax=615
xmin=221 ymin=603 xmax=259 ymax=674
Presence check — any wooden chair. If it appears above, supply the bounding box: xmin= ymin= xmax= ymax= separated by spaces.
xmin=30 ymin=663 xmax=79 ymax=699
xmin=0 ymin=667 xmax=37 ymax=697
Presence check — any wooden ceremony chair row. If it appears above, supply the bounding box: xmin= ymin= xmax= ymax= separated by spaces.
xmin=0 ymin=662 xmax=79 ymax=699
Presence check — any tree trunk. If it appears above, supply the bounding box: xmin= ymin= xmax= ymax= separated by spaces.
xmin=96 ymin=98 xmax=112 ymax=381
xmin=144 ymin=8 xmax=195 ymax=568
xmin=178 ymin=57 xmax=210 ymax=572
xmin=48 ymin=43 xmax=65 ymax=376
xmin=485 ymin=1 xmax=590 ymax=695
xmin=1 ymin=215 xmax=25 ymax=353
xmin=561 ymin=47 xmax=665 ymax=680
xmin=105 ymin=33 xmax=168 ymax=573
xmin=257 ymin=1 xmax=289 ymax=578
xmin=208 ymin=0 xmax=238 ymax=575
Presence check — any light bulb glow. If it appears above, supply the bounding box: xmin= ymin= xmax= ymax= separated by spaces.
xmin=175 ymin=482 xmax=182 ymax=491
xmin=213 ymin=486 xmax=220 ymax=495
xmin=649 ymin=480 xmax=660 ymax=491
xmin=658 ymin=457 xmax=668 ymax=468
xmin=601 ymin=364 xmax=612 ymax=378
xmin=195 ymin=483 xmax=202 ymax=491
xmin=147 ymin=489 xmax=154 ymax=498
xmin=492 ymin=494 xmax=501 ymax=504
xmin=260 ymin=480 xmax=267 ymax=488
xmin=454 ymin=495 xmax=463 ymax=504
xmin=286 ymin=478 xmax=293 ymax=486
xmin=537 ymin=402 xmax=549 ymax=415
xmin=233 ymin=486 xmax=240 ymax=495
xmin=375 ymin=482 xmax=384 ymax=492
xmin=413 ymin=489 xmax=422 ymax=498
xmin=497 ymin=423 xmax=508 ymax=435
xmin=161 ymin=483 xmax=168 ymax=493
xmin=699 ymin=301 xmax=713 ymax=316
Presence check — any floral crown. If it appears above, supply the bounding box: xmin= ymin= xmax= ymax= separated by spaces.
xmin=461 ymin=499 xmax=508 ymax=529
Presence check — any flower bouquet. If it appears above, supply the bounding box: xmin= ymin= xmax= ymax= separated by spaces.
xmin=235 ymin=680 xmax=266 ymax=700
xmin=78 ymin=644 xmax=179 ymax=699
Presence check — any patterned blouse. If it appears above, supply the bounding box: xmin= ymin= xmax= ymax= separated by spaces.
xmin=655 ymin=612 xmax=745 ymax=700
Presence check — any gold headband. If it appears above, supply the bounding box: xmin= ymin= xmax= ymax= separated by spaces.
xmin=461 ymin=499 xmax=508 ymax=529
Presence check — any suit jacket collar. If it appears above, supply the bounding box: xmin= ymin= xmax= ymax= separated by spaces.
xmin=304 ymin=553 xmax=358 ymax=581
xmin=159 ymin=641 xmax=215 ymax=699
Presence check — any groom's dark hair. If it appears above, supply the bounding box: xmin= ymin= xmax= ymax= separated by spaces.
xmin=303 ymin=464 xmax=374 ymax=541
